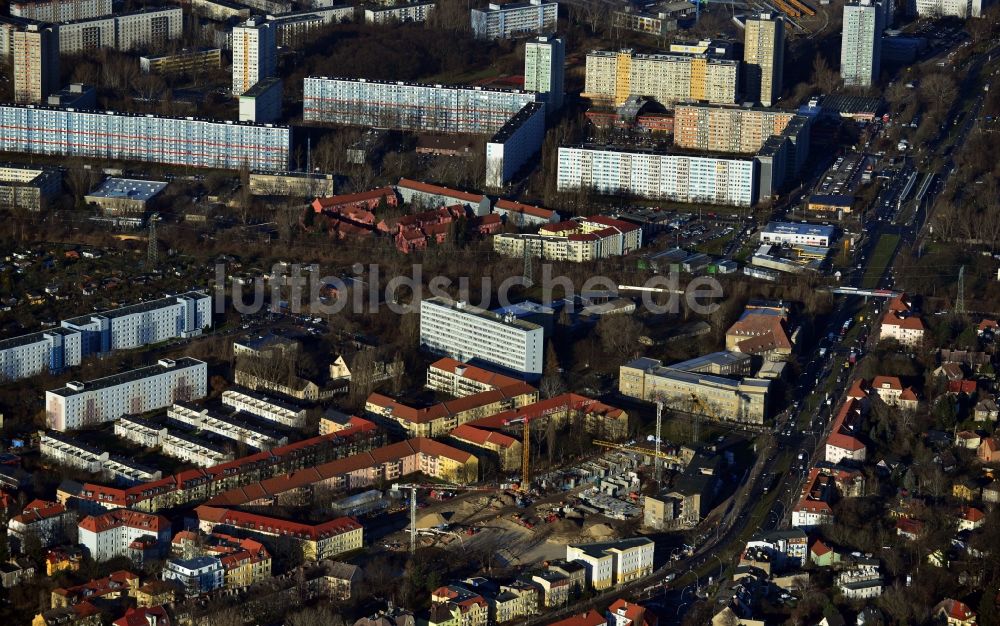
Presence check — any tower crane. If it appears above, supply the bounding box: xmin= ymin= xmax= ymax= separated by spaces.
xmin=503 ymin=399 xmax=591 ymax=492
xmin=390 ymin=483 xmax=496 ymax=554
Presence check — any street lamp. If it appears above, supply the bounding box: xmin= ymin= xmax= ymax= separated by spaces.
xmin=710 ymin=554 xmax=725 ymax=582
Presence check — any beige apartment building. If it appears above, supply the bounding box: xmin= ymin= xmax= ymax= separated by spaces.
xmin=0 ymin=164 xmax=61 ymax=211
xmin=673 ymin=104 xmax=797 ymax=153
xmin=743 ymin=13 xmax=784 ymax=106
xmin=13 ymin=25 xmax=58 ymax=104
xmin=584 ymin=47 xmax=739 ymax=107
xmin=619 ymin=356 xmax=769 ymax=424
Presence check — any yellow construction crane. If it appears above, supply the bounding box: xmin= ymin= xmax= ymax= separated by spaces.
xmin=592 ymin=439 xmax=687 ymax=464
xmin=503 ymin=400 xmax=583 ymax=491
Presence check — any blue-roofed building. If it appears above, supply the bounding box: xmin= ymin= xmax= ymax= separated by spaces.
xmin=760 ymin=221 xmax=836 ymax=247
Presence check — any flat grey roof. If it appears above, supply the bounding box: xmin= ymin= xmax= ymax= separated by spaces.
xmin=423 ymin=296 xmax=542 ymax=332
xmin=0 ymin=327 xmax=75 ymax=352
xmin=86 ymin=178 xmax=167 ymax=203
xmin=63 ymin=291 xmax=208 ymax=326
xmin=47 ymin=357 xmax=205 ymax=397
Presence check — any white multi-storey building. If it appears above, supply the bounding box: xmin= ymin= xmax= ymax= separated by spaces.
xmin=912 ymin=0 xmax=987 ymax=17
xmin=524 ymin=35 xmax=564 ymax=112
xmin=114 ymin=414 xmax=167 ymax=448
xmin=116 ymin=7 xmax=183 ymax=51
xmin=167 ymin=402 xmax=288 ymax=450
xmin=0 ymin=328 xmax=81 ymax=382
xmin=10 ymin=0 xmax=112 ymax=22
xmin=557 ymin=145 xmax=758 ymax=207
xmin=7 ymin=500 xmax=76 ymax=553
xmin=470 ymin=0 xmax=558 ymax=39
xmin=0 ymin=105 xmax=291 ymax=171
xmin=221 ymin=388 xmax=307 ymax=428
xmin=61 ymin=292 xmax=212 ymax=357
xmin=419 ymin=296 xmax=544 ymax=377
xmin=566 ymin=538 xmax=655 ymax=590
xmin=45 ymin=357 xmax=208 ymax=431
xmin=841 ymin=0 xmax=882 ymax=87
xmin=485 ymin=102 xmax=546 ymax=188
xmin=163 ymin=556 xmax=225 ymax=597
xmin=365 ymin=2 xmax=436 ymax=24
xmin=303 ymin=77 xmax=538 ymax=134
xmin=363 ymin=2 xmax=434 ymax=23
xmin=232 ymin=17 xmax=276 ymax=96
xmin=54 ymin=7 xmax=182 ymax=54
xmin=0 ymin=293 xmax=209 ymax=383
xmin=53 ymin=16 xmax=116 ymax=53
xmin=78 ymin=509 xmax=170 ymax=562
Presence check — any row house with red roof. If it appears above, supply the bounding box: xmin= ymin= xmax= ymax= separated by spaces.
xmin=311 ymin=187 xmax=398 ymax=215
xmin=430 ymin=585 xmax=490 ymax=626
xmin=73 ymin=417 xmax=381 ymax=514
xmin=879 ymin=293 xmax=925 ymax=347
xmin=492 ymin=216 xmax=643 ymax=263
xmin=195 ymin=507 xmax=363 ymax=562
xmin=825 ymin=398 xmax=866 ymax=465
xmin=78 ymin=509 xmax=171 ymax=563
xmin=50 ymin=570 xmax=140 ymax=610
xmin=8 ymin=499 xmax=77 ymax=554
xmin=492 ymin=199 xmax=559 ymax=227
xmin=396 ymin=179 xmax=491 ymax=216
xmin=791 ymin=468 xmax=838 ymax=529
xmin=364 ymin=383 xmax=539 ymax=438
xmin=203 ymin=438 xmax=480 ymax=511
xmin=449 ymin=424 xmax=523 ymax=472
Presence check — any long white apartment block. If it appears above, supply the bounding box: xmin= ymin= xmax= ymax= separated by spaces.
xmin=419 ymin=296 xmax=544 ymax=377
xmin=167 ymin=402 xmax=289 ymax=450
xmin=45 ymin=357 xmax=208 ymax=431
xmin=221 ymin=388 xmax=307 ymax=429
xmin=55 ymin=7 xmax=183 ymax=54
xmin=0 ymin=292 xmax=210 ymax=383
xmin=556 ymin=145 xmax=758 ymax=207
xmin=303 ymin=76 xmax=538 ymax=134
xmin=10 ymin=0 xmax=112 ymax=22
xmin=61 ymin=292 xmax=212 ymax=357
xmin=911 ymin=0 xmax=988 ymax=16
xmin=0 ymin=105 xmax=291 ymax=171
xmin=0 ymin=327 xmax=82 ymax=382
xmin=470 ymin=0 xmax=558 ymax=39
xmin=364 ymin=2 xmax=434 ymax=23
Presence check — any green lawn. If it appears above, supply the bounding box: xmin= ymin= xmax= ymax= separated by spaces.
xmin=695 ymin=232 xmax=736 ymax=256
xmin=861 ymin=233 xmax=901 ymax=289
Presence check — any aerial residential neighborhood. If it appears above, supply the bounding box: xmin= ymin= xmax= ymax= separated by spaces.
xmin=0 ymin=0 xmax=998 ymax=623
